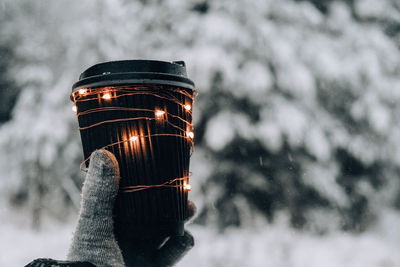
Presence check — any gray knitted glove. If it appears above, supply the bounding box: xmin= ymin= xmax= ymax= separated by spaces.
xmin=67 ymin=149 xmax=124 ymax=267
xmin=67 ymin=149 xmax=195 ymax=267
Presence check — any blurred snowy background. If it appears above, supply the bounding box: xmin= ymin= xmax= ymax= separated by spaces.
xmin=1 ymin=0 xmax=400 ymax=266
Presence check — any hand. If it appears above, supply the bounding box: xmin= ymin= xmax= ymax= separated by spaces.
xmin=67 ymin=149 xmax=195 ymax=267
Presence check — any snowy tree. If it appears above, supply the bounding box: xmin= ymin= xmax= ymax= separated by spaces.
xmin=0 ymin=9 xmax=19 ymax=124
xmin=0 ymin=0 xmax=399 ymax=233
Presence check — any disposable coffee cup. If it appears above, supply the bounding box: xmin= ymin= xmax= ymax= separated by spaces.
xmin=70 ymin=60 xmax=195 ymax=242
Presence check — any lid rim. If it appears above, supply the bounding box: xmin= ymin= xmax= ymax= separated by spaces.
xmin=79 ymin=59 xmax=187 ymax=78
xmin=72 ymin=72 xmax=195 ymax=92
xmin=72 ymin=60 xmax=195 ymax=92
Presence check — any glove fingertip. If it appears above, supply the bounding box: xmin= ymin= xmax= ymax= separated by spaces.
xmin=83 ymin=149 xmax=120 ymax=200
xmin=182 ymin=230 xmax=195 ymax=248
xmin=89 ymin=149 xmax=120 ymax=176
xmin=154 ymin=230 xmax=194 ymax=266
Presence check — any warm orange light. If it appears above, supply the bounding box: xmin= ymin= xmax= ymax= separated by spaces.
xmin=184 ymin=104 xmax=191 ymax=111
xmin=72 ymin=105 xmax=77 ymax=113
xmin=102 ymin=92 xmax=111 ymax=100
xmin=155 ymin=110 xmax=166 ymax=118
xmin=184 ymin=182 xmax=192 ymax=191
xmin=187 ymin=131 xmax=194 ymax=139
xmin=130 ymin=135 xmax=138 ymax=142
xmin=79 ymin=89 xmax=87 ymax=95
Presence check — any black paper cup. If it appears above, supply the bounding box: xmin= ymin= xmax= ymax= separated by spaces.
xmin=70 ymin=60 xmax=195 ymax=240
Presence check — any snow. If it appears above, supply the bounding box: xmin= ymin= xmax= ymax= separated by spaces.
xmin=235 ymin=61 xmax=273 ymax=101
xmin=205 ymin=112 xmax=236 ymax=151
xmin=185 ymin=46 xmax=238 ymax=92
xmin=276 ymin=62 xmax=316 ymax=100
xmin=0 ymin=207 xmax=74 ymax=266
xmin=205 ymin=111 xmax=254 ymax=151
xmin=1 ymin=0 xmax=400 ymax=265
xmin=275 ymin=102 xmax=308 ymax=147
xmin=354 ymin=0 xmax=400 ymax=22
xmin=304 ymin=126 xmax=331 ymax=161
xmin=2 ymin=210 xmax=399 ymax=267
xmin=302 ymin=163 xmax=348 ymax=208
xmin=256 ymin=119 xmax=283 ymax=152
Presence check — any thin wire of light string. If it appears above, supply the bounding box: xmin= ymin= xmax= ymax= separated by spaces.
xmin=77 ymin=107 xmax=193 ymax=126
xmin=122 ymin=177 xmax=188 ymax=193
xmin=73 ymin=85 xmax=195 ymax=193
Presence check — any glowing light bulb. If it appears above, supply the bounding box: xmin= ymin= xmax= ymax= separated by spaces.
xmin=130 ymin=135 xmax=138 ymax=142
xmin=102 ymin=92 xmax=111 ymax=100
xmin=72 ymin=105 xmax=77 ymax=113
xmin=187 ymin=131 xmax=194 ymax=139
xmin=184 ymin=104 xmax=191 ymax=111
xmin=155 ymin=110 xmax=165 ymax=118
xmin=184 ymin=183 xmax=192 ymax=191
xmin=79 ymin=89 xmax=87 ymax=95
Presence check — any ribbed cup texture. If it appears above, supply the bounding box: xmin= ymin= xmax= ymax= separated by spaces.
xmin=74 ymin=85 xmax=193 ymax=239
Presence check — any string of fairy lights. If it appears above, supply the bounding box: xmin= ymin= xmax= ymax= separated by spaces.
xmin=71 ymin=85 xmax=195 ymax=193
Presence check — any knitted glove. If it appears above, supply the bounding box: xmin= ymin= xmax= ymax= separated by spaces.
xmin=67 ymin=149 xmax=125 ymax=266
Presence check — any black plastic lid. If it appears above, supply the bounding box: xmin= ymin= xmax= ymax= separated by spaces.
xmin=72 ymin=60 xmax=195 ymax=92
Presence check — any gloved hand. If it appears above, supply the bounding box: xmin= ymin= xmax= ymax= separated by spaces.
xmin=26 ymin=149 xmax=195 ymax=267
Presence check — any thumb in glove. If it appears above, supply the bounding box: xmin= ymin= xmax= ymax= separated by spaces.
xmin=67 ymin=149 xmax=125 ymax=267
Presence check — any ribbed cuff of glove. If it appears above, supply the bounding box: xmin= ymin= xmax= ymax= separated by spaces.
xmin=25 ymin=258 xmax=96 ymax=267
